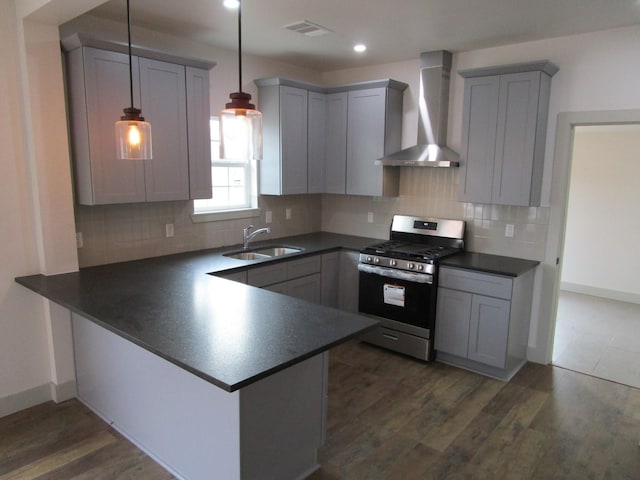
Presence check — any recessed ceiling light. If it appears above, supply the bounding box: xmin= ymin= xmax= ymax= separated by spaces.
xmin=223 ymin=0 xmax=239 ymax=9
xmin=354 ymin=44 xmax=367 ymax=53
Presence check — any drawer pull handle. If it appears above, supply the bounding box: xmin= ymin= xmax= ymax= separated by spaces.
xmin=382 ymin=333 xmax=399 ymax=341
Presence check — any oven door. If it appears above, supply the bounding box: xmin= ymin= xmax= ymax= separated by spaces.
xmin=357 ymin=263 xmax=437 ymax=331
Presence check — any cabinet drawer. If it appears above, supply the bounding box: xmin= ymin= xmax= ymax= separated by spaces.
xmin=247 ymin=262 xmax=288 ymax=287
xmin=287 ymin=255 xmax=321 ymax=280
xmin=216 ymin=270 xmax=247 ymax=284
xmin=439 ymin=267 xmax=512 ymax=299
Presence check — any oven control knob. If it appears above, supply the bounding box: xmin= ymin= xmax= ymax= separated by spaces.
xmin=374 ymin=257 xmax=380 ymax=264
xmin=366 ymin=256 xmax=372 ymax=263
xmin=417 ymin=264 xmax=424 ymax=271
xmin=408 ymin=263 xmax=415 ymax=270
xmin=390 ymin=260 xmax=397 ymax=267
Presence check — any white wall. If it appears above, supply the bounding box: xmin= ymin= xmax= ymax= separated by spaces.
xmin=561 ymin=125 xmax=640 ymax=303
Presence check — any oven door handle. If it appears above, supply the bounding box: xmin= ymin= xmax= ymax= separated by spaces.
xmin=357 ymin=263 xmax=433 ymax=284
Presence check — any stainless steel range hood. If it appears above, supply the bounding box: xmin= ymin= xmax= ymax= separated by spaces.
xmin=380 ymin=51 xmax=459 ymax=167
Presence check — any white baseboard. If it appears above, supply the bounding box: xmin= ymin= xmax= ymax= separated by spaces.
xmin=0 ymin=380 xmax=77 ymax=418
xmin=560 ymin=282 xmax=640 ymax=305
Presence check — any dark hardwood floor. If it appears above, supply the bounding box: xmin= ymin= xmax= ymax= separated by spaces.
xmin=1 ymin=340 xmax=638 ymax=479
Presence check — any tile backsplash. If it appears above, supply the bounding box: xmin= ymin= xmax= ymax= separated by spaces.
xmin=75 ymin=195 xmax=321 ymax=267
xmin=321 ymin=168 xmax=548 ymax=261
xmin=75 ymin=168 xmax=548 ymax=267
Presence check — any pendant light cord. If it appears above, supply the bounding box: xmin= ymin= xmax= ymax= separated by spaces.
xmin=237 ymin=0 xmax=242 ymax=92
xmin=126 ymin=0 xmax=134 ymax=109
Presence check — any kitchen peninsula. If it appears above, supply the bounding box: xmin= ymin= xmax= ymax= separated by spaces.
xmin=15 ymin=232 xmax=378 ymax=480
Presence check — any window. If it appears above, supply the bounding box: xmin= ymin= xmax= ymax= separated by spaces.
xmin=193 ymin=117 xmax=258 ymax=218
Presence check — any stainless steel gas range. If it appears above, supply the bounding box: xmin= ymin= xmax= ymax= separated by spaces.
xmin=358 ymin=215 xmax=465 ymax=361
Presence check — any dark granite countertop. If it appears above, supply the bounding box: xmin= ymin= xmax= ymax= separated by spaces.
xmin=15 ymin=232 xmax=380 ymax=392
xmin=441 ymin=252 xmax=539 ymax=277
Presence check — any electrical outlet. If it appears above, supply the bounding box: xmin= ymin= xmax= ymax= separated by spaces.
xmin=76 ymin=232 xmax=83 ymax=248
xmin=265 ymin=210 xmax=273 ymax=224
xmin=367 ymin=212 xmax=374 ymax=223
xmin=505 ymin=224 xmax=515 ymax=238
xmin=285 ymin=208 xmax=292 ymax=220
xmin=165 ymin=223 xmax=174 ymax=238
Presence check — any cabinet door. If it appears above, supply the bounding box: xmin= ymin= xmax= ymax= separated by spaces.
xmin=346 ymin=88 xmax=386 ymax=196
xmin=320 ymin=252 xmax=339 ymax=307
xmin=280 ymin=86 xmax=308 ymax=194
xmin=185 ymin=67 xmax=212 ymax=199
xmin=492 ymin=71 xmax=541 ymax=206
xmin=307 ymin=91 xmax=326 ymax=194
xmin=324 ymin=92 xmax=348 ymax=194
xmin=458 ymin=75 xmax=500 ymax=204
xmin=338 ymin=251 xmax=360 ymax=313
xmin=287 ymin=273 xmax=321 ymax=304
xmin=75 ymin=47 xmax=145 ymax=204
xmin=139 ymin=58 xmax=189 ymax=201
xmin=468 ymin=295 xmax=510 ymax=368
xmin=435 ymin=287 xmax=472 ymax=358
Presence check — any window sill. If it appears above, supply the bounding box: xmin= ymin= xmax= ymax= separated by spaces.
xmin=191 ymin=208 xmax=261 ymax=224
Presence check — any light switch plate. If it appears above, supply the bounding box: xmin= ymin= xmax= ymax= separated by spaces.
xmin=367 ymin=212 xmax=374 ymax=223
xmin=265 ymin=210 xmax=273 ymax=223
xmin=505 ymin=224 xmax=515 ymax=238
xmin=165 ymin=223 xmax=175 ymax=238
xmin=285 ymin=208 xmax=292 ymax=220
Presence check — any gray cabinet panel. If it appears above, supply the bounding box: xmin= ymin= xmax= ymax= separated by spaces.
xmin=458 ymin=76 xmax=499 ymax=204
xmin=287 ymin=255 xmax=321 ymax=279
xmin=338 ymin=251 xmax=360 ymax=313
xmin=247 ymin=262 xmax=288 ymax=287
xmin=435 ymin=287 xmax=472 ymax=358
xmin=468 ymin=295 xmax=510 ymax=368
xmin=70 ymin=47 xmax=145 ymax=204
xmin=320 ymin=252 xmax=339 ymax=307
xmin=139 ymin=58 xmax=189 ymax=201
xmin=65 ymin=45 xmax=212 ymax=205
xmin=307 ymin=91 xmax=326 ymax=194
xmin=280 ymin=86 xmax=308 ymax=194
xmin=458 ymin=62 xmax=556 ymax=206
xmin=186 ymin=66 xmax=213 ymax=200
xmin=346 ymin=88 xmax=387 ymax=196
xmin=287 ymin=273 xmax=321 ymax=303
xmin=493 ymin=72 xmax=541 ymax=206
xmin=324 ymin=92 xmax=348 ymax=194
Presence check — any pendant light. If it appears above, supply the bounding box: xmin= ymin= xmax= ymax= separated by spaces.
xmin=219 ymin=0 xmax=263 ymax=161
xmin=115 ymin=0 xmax=152 ymax=160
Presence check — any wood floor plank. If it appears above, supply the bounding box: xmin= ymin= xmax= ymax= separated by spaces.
xmin=3 ymin=340 xmax=639 ymax=480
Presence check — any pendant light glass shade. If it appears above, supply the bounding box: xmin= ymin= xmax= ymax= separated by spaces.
xmin=219 ymin=0 xmax=263 ymax=161
xmin=220 ymin=93 xmax=262 ymax=161
xmin=115 ymin=0 xmax=152 ymax=160
xmin=116 ymin=107 xmax=152 ymax=160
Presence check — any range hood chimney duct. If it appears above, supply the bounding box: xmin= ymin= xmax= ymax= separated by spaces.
xmin=380 ymin=50 xmax=459 ymax=167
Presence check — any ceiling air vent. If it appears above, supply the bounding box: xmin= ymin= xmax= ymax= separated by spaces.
xmin=284 ymin=20 xmax=333 ymax=37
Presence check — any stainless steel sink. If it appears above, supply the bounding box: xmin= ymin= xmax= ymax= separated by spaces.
xmin=224 ymin=251 xmax=271 ymax=260
xmin=251 ymin=246 xmax=302 ymax=257
xmin=222 ymin=245 xmax=304 ymax=261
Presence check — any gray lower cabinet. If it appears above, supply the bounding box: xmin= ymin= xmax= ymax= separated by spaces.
xmin=248 ymin=255 xmax=322 ymax=303
xmin=320 ymin=251 xmax=340 ymax=307
xmin=435 ymin=266 xmax=534 ymax=380
xmin=63 ymin=37 xmax=213 ymax=205
xmin=338 ymin=251 xmax=360 ymax=313
xmin=458 ymin=61 xmax=558 ymax=206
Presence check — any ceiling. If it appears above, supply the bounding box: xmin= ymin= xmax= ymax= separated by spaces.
xmin=87 ymin=0 xmax=640 ymax=71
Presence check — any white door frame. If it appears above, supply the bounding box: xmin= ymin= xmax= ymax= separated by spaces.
xmin=536 ymin=109 xmax=640 ymax=363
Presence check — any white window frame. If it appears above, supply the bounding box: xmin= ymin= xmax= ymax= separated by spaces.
xmin=192 ymin=116 xmax=259 ymax=223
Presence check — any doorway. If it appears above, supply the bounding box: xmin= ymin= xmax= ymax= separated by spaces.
xmin=551 ymin=124 xmax=640 ymax=387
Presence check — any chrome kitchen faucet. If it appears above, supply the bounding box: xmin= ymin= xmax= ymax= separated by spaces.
xmin=243 ymin=225 xmax=270 ymax=249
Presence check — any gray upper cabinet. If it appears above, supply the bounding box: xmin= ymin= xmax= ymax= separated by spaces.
xmin=458 ymin=61 xmax=558 ymax=206
xmin=324 ymin=92 xmax=348 ymax=194
xmin=255 ymin=77 xmax=407 ymax=197
xmin=139 ymin=57 xmax=189 ymax=202
xmin=257 ymin=82 xmax=308 ymax=195
xmin=307 ymin=91 xmax=326 ymax=194
xmin=186 ymin=67 xmax=213 ymax=200
xmin=62 ymin=35 xmax=214 ymax=206
xmin=346 ymin=87 xmax=402 ymax=197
